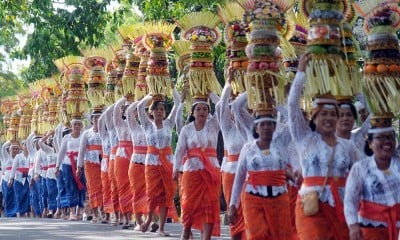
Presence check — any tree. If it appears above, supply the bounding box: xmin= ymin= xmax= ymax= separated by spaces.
xmin=2 ymin=0 xmax=137 ymax=84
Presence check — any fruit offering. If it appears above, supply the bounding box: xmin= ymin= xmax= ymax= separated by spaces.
xmin=176 ymin=12 xmax=222 ymax=99
xmin=238 ymin=0 xmax=294 ymax=112
xmin=218 ymin=2 xmax=247 ymax=94
xmin=142 ymin=23 xmax=175 ymax=100
xmin=301 ymin=0 xmax=352 ymax=97
xmin=354 ymin=0 xmax=400 ymax=114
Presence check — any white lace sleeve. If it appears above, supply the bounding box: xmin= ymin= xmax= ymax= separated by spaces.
xmin=104 ymin=104 xmax=115 ymax=132
xmin=98 ymin=113 xmax=108 ymax=140
xmin=113 ymin=97 xmax=127 ymax=128
xmin=166 ymin=88 xmax=180 ymax=125
xmin=26 ymin=133 xmax=36 ymax=160
xmin=175 ymin=103 xmax=184 ymax=135
xmin=231 ymin=92 xmax=254 ymax=141
xmin=56 ymin=138 xmax=67 ymax=168
xmin=288 ymin=72 xmax=310 ymax=146
xmin=2 ymin=142 xmax=11 ymax=161
xmin=38 ymin=140 xmax=54 ymax=154
xmin=138 ymin=95 xmax=152 ymax=130
xmin=230 ymin=144 xmax=248 ymax=208
xmin=77 ymin=131 xmax=88 ymax=168
xmin=33 ymin=151 xmax=42 ymax=176
xmin=344 ymin=162 xmax=363 ymax=225
xmin=126 ymin=101 xmax=140 ymax=133
xmin=352 ymin=113 xmax=371 ymax=151
xmin=10 ymin=154 xmax=18 ymax=179
xmin=219 ymin=83 xmax=234 ymax=134
xmin=174 ymin=126 xmax=188 ymax=171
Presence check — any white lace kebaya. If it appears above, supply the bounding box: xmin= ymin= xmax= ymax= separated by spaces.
xmin=288 ymin=71 xmax=362 ymax=207
xmin=344 ymin=155 xmax=400 ymax=228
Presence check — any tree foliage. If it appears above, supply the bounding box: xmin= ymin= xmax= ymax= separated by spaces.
xmin=1 ymin=0 xmax=135 ymax=84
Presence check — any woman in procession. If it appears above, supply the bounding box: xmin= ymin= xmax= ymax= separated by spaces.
xmin=288 ymin=54 xmax=362 ymax=240
xmin=344 ymin=115 xmax=400 ymax=240
xmin=137 ymin=86 xmax=179 ymax=236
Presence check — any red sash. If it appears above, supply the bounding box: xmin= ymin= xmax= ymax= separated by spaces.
xmin=223 ymin=150 xmax=239 ymax=162
xmin=147 ymin=146 xmax=173 ymax=173
xmin=359 ymin=200 xmax=400 ymax=240
xmin=247 ymin=170 xmax=286 ymax=186
xmin=67 ymin=151 xmax=84 ymax=190
xmin=133 ymin=146 xmax=148 ymax=155
xmin=186 ymin=148 xmax=218 ymax=184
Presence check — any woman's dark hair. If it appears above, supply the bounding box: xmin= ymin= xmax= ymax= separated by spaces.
xmin=188 ymin=102 xmax=210 ymax=123
xmin=338 ymin=103 xmax=357 ymax=119
xmin=252 ymin=115 xmax=276 ymax=139
xmin=150 ymin=101 xmax=165 ymax=111
xmin=309 ymin=105 xmax=339 ymax=131
xmin=62 ymin=128 xmax=72 ymax=137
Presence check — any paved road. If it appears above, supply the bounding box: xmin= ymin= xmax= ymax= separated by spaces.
xmin=0 ymin=217 xmax=231 ymax=240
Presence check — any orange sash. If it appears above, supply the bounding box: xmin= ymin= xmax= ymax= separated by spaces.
xmin=186 ymin=148 xmax=218 ymax=184
xmin=223 ymin=150 xmax=239 ymax=162
xmin=303 ymin=176 xmax=346 ymax=222
xmin=67 ymin=151 xmax=84 ymax=191
xmin=247 ymin=170 xmax=286 ymax=187
xmin=87 ymin=144 xmax=102 ymax=151
xmin=359 ymin=200 xmax=400 ymax=240
xmin=147 ymin=146 xmax=173 ymax=173
xmin=118 ymin=141 xmax=132 ymax=148
xmin=133 ymin=146 xmax=147 ymax=155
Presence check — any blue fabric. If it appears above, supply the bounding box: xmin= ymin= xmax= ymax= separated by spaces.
xmin=1 ymin=180 xmax=17 ymax=217
xmin=39 ymin=177 xmax=48 ymax=212
xmin=13 ymin=179 xmax=30 ymax=215
xmin=62 ymin=164 xmax=79 ymax=208
xmin=29 ymin=176 xmax=42 ymax=216
xmin=78 ymin=173 xmax=86 ymax=208
xmin=46 ymin=178 xmax=57 ymax=211
xmin=56 ymin=170 xmax=67 ymax=208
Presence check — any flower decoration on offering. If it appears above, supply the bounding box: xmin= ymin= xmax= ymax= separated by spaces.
xmin=218 ymin=2 xmax=248 ymax=95
xmin=340 ymin=5 xmax=362 ymax=96
xmin=284 ymin=8 xmax=310 ymax=79
xmin=128 ymin=27 xmax=149 ymax=100
xmin=104 ymin=62 xmax=117 ymax=106
xmin=353 ymin=0 xmax=400 ymax=115
xmin=62 ymin=56 xmax=88 ymax=116
xmin=17 ymin=91 xmax=33 ymax=140
xmin=173 ymin=39 xmax=192 ymax=107
xmin=301 ymin=0 xmax=354 ymax=98
xmin=7 ymin=110 xmax=21 ymax=141
xmin=119 ymin=25 xmax=141 ymax=99
xmin=83 ymin=55 xmax=106 ymax=106
xmin=110 ymin=47 xmax=127 ymax=100
xmin=176 ymin=11 xmax=222 ymax=100
xmin=142 ymin=22 xmax=175 ymax=101
xmin=237 ymin=0 xmax=294 ymax=112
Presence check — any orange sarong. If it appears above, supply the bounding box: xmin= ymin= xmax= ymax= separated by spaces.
xmin=295 ymin=196 xmax=349 ymax=240
xmin=108 ymin=146 xmax=120 ymax=212
xmin=114 ymin=141 xmax=133 ymax=214
xmin=222 ymin=172 xmax=245 ymax=238
xmin=101 ymin=155 xmax=113 ymax=214
xmin=84 ymin=161 xmax=103 ymax=209
xmin=145 ymin=146 xmax=177 ymax=220
xmin=128 ymin=160 xmax=147 ymax=215
xmin=181 ymin=148 xmax=221 ymax=237
xmin=359 ymin=201 xmax=400 ymax=240
xmin=288 ymin=184 xmax=299 ymax=239
xmin=242 ymin=192 xmax=291 ymax=240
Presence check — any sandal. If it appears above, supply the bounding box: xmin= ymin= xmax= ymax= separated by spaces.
xmin=150 ymin=222 xmax=159 ymax=232
xmin=141 ymin=222 xmax=150 ymax=232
